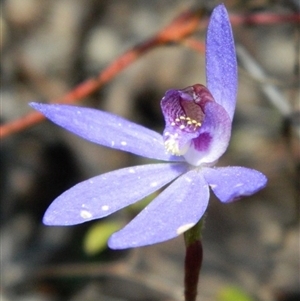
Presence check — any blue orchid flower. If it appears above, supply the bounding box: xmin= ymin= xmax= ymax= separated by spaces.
xmin=30 ymin=4 xmax=267 ymax=249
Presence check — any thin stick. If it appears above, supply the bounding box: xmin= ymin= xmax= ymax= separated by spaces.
xmin=0 ymin=8 xmax=205 ymax=139
xmin=1 ymin=10 xmax=299 ymax=138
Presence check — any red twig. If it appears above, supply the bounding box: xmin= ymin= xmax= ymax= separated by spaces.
xmin=1 ymin=9 xmax=299 ymax=139
xmin=182 ymin=38 xmax=206 ymax=53
xmin=0 ymin=8 xmax=205 ymax=139
xmin=230 ymin=12 xmax=300 ymax=26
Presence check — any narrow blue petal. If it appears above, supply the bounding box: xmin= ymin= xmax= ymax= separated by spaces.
xmin=108 ymin=170 xmax=209 ymax=249
xmin=203 ymin=166 xmax=267 ymax=203
xmin=206 ymin=4 xmax=237 ymax=120
xmin=43 ymin=163 xmax=188 ymax=225
xmin=30 ymin=103 xmax=183 ymax=162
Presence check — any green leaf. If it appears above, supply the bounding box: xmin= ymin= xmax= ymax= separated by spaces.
xmin=217 ymin=286 xmax=254 ymax=301
xmin=83 ymin=220 xmax=122 ymax=255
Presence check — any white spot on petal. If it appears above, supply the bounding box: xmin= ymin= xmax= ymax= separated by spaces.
xmin=111 ymin=141 xmax=115 ymax=147
xmin=176 ymin=223 xmax=195 ymax=235
xmin=235 ymin=183 xmax=243 ymax=187
xmin=150 ymin=182 xmax=158 ymax=187
xmin=128 ymin=168 xmax=135 ymax=174
xmin=210 ymin=184 xmax=217 ymax=189
xmin=121 ymin=141 xmax=127 ymax=146
xmin=101 ymin=205 xmax=109 ymax=211
xmin=80 ymin=210 xmax=92 ymax=219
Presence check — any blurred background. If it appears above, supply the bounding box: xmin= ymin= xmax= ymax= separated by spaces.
xmin=1 ymin=0 xmax=299 ymax=300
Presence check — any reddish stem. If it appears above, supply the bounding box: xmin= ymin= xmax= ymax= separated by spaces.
xmin=184 ymin=240 xmax=203 ymax=301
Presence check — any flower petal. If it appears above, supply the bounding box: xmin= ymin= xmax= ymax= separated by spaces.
xmin=183 ymin=101 xmax=231 ymax=166
xmin=43 ymin=163 xmax=188 ymax=225
xmin=206 ymin=4 xmax=237 ymax=120
xmin=30 ymin=103 xmax=183 ymax=161
xmin=108 ymin=170 xmax=209 ymax=249
xmin=160 ymin=85 xmax=215 ymax=156
xmin=202 ymin=166 xmax=267 ymax=203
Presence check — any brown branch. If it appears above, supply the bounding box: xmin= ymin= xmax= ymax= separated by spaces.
xmin=1 ymin=9 xmax=299 ymax=138
xmin=182 ymin=38 xmax=205 ymax=53
xmin=0 ymin=8 xmax=206 ymax=139
xmin=230 ymin=12 xmax=300 ymax=26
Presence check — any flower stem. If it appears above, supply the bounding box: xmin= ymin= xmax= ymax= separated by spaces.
xmin=183 ymin=218 xmax=204 ymax=301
